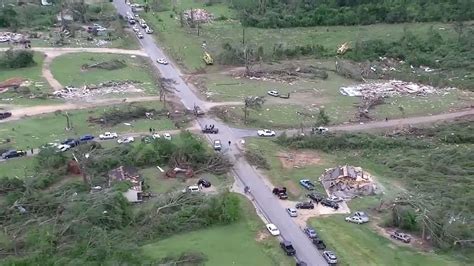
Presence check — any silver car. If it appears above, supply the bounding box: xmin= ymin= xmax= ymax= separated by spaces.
xmin=323 ymin=250 xmax=338 ymax=264
xmin=286 ymin=208 xmax=298 ymax=217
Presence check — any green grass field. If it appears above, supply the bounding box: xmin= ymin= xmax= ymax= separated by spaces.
xmin=142 ymin=195 xmax=294 ymax=266
xmin=50 ymin=53 xmax=157 ymax=93
xmin=0 ymin=102 xmax=174 ymax=149
xmin=0 ymin=156 xmax=36 ymax=178
xmin=310 ymin=215 xmax=460 ymax=266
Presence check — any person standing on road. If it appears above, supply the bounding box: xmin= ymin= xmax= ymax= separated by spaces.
xmin=228 ymin=140 xmax=231 ymax=146
xmin=31 ymin=148 xmax=34 ymax=154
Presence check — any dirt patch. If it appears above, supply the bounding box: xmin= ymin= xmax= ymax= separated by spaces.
xmin=255 ymin=230 xmax=269 ymax=242
xmin=278 ymin=150 xmax=322 ymax=169
xmin=371 ymin=223 xmax=433 ymax=252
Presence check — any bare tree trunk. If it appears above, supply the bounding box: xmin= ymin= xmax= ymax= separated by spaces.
xmin=243 ymin=104 xmax=248 ymax=124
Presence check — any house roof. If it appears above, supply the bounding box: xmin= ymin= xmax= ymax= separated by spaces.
xmin=108 ymin=166 xmax=142 ymax=191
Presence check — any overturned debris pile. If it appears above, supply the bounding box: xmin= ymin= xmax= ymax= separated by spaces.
xmin=53 ymin=80 xmax=143 ymax=99
xmin=319 ymin=165 xmax=380 ymax=200
xmin=340 ymin=80 xmax=441 ymax=98
xmin=82 ymin=59 xmax=126 ymax=70
xmin=183 ymin=9 xmax=214 ymax=23
xmin=243 ymin=66 xmax=328 ymax=83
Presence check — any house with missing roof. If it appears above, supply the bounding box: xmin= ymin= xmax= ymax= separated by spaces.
xmin=108 ymin=166 xmax=143 ymax=203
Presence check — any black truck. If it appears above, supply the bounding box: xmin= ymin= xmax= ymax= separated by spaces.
xmin=202 ymin=125 xmax=219 ymax=134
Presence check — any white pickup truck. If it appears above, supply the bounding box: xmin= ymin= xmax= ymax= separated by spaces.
xmin=99 ymin=132 xmax=118 ymax=140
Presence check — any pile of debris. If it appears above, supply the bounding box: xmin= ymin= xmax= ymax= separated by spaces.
xmin=53 ymin=80 xmax=143 ymax=99
xmin=239 ymin=66 xmax=328 ymax=83
xmin=340 ymin=80 xmax=441 ymax=98
xmin=82 ymin=59 xmax=127 ymax=70
xmin=319 ymin=165 xmax=380 ymax=199
xmin=183 ymin=9 xmax=214 ymax=23
xmin=0 ymin=78 xmax=27 ymax=92
xmin=0 ymin=32 xmax=29 ymax=43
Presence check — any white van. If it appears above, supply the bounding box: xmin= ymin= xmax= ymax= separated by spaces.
xmin=186 ymin=185 xmax=200 ymax=193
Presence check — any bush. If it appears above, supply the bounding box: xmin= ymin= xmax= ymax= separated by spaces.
xmin=0 ymin=49 xmax=35 ymax=69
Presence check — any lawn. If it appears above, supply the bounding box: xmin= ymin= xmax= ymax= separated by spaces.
xmin=143 ymin=0 xmax=457 ymax=72
xmin=142 ymin=195 xmax=294 ymax=266
xmin=309 ymin=215 xmax=461 ymax=266
xmin=0 ymin=156 xmax=36 ymax=178
xmin=50 ymin=53 xmax=158 ymax=94
xmin=0 ymin=102 xmax=175 ymax=149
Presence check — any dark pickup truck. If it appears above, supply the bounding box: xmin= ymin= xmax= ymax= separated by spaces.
xmin=321 ymin=199 xmax=339 ymax=210
xmin=273 ymin=187 xmax=288 ymax=200
xmin=312 ymin=237 xmax=326 ymax=250
xmin=0 ymin=111 xmax=12 ymax=120
xmin=280 ymin=241 xmax=296 ymax=256
xmin=307 ymin=192 xmax=324 ymax=203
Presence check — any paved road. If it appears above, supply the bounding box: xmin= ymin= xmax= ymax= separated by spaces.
xmin=113 ymin=1 xmax=326 ymax=265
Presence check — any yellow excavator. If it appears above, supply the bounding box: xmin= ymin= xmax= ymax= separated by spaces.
xmin=203 ymin=52 xmax=213 ymax=65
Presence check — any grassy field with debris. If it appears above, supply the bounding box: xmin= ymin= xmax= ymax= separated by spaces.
xmin=50 ymin=53 xmax=157 ymax=93
xmin=142 ymin=195 xmax=294 ymax=266
xmin=310 ymin=215 xmax=461 ymax=266
xmin=143 ymin=0 xmax=458 ymax=72
xmin=0 ymin=102 xmax=174 ymax=149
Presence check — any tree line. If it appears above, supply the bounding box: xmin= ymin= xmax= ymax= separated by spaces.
xmin=230 ymin=0 xmax=474 ymax=28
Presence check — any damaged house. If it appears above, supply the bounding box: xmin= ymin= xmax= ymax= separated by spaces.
xmin=108 ymin=166 xmax=144 ymax=203
xmin=319 ymin=165 xmax=379 ymax=199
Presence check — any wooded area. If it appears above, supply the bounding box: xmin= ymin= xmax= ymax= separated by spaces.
xmin=0 ymin=132 xmax=238 ymax=264
xmin=276 ymin=121 xmax=474 ymax=249
xmin=230 ymin=0 xmax=474 ymax=28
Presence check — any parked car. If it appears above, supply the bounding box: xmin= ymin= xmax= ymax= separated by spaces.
xmin=280 ymin=241 xmax=296 ymax=256
xmin=321 ymin=199 xmax=339 ymax=210
xmin=345 ymin=216 xmax=364 ymax=224
xmin=213 ymin=140 xmax=222 ymax=151
xmin=312 ymin=237 xmax=326 ymax=250
xmin=286 ymin=208 xmax=298 ymax=217
xmin=163 ymin=133 xmax=172 ymax=140
xmin=136 ymin=32 xmax=144 ymax=39
xmin=327 ymin=195 xmax=344 ymax=203
xmin=132 ymin=25 xmax=140 ymax=32
xmin=323 ymin=250 xmax=338 ymax=264
xmin=0 ymin=111 xmax=12 ymax=120
xmin=257 ymin=129 xmax=276 ymax=137
xmin=266 ymin=223 xmax=280 ymax=236
xmin=128 ymin=18 xmax=136 ymax=24
xmin=197 ymin=178 xmax=211 ymax=188
xmin=62 ymin=138 xmax=79 ymax=147
xmin=145 ymin=27 xmax=153 ymax=34
xmin=117 ymin=136 xmax=135 ymax=144
xmin=139 ymin=19 xmax=147 ymax=28
xmin=99 ymin=132 xmax=118 ymax=140
xmin=307 ymin=192 xmax=324 ymax=203
xmin=295 ymin=201 xmax=314 ymax=209
xmin=57 ymin=144 xmax=71 ymax=152
xmin=299 ymin=179 xmax=315 ymax=190
xmin=347 ymin=211 xmax=369 ymax=223
xmin=157 ymin=58 xmax=169 ymax=65
xmin=1 ymin=150 xmax=27 ymax=159
xmin=390 ymin=231 xmax=411 ymax=243
xmin=296 ymin=262 xmax=307 ymax=266
xmin=303 ymin=227 xmax=318 ymax=238
xmin=202 ymin=125 xmax=219 ymax=134
xmin=267 ymin=90 xmax=279 ymax=97
xmin=152 ymin=133 xmax=161 ymax=139
xmin=272 ymin=187 xmax=288 ymax=200
xmin=80 ymin=134 xmax=95 ymax=142
xmin=316 ymin=126 xmax=329 ymax=133
xmin=183 ymin=185 xmax=200 ymax=193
